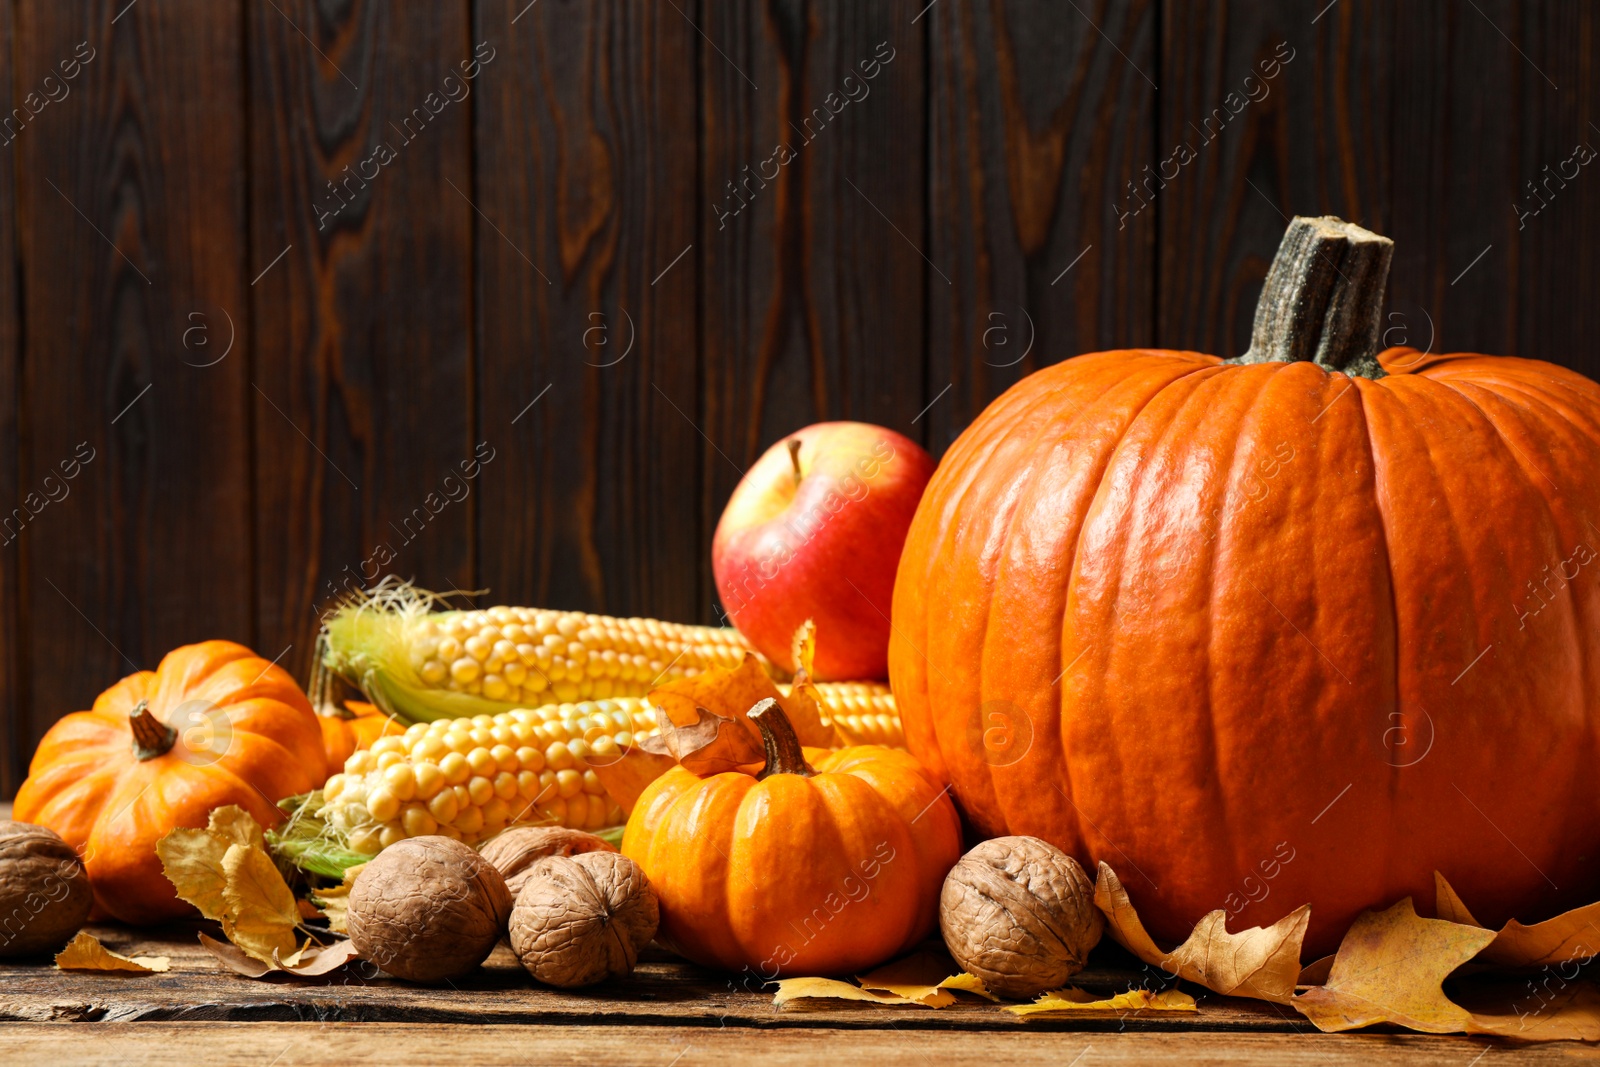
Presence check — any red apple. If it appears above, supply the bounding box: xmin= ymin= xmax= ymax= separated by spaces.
xmin=712 ymin=421 xmax=935 ymax=681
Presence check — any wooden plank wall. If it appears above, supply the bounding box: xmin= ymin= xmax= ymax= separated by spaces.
xmin=3 ymin=0 xmax=1597 ymax=795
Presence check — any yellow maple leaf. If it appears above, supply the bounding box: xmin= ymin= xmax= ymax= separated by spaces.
xmin=1293 ymin=897 xmax=1496 ymax=1033
xmin=55 ymin=932 xmax=170 ymax=974
xmin=1095 ymin=862 xmax=1308 ymax=1004
xmin=219 ymin=843 xmax=301 ymax=964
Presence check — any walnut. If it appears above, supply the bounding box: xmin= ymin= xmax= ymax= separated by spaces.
xmin=939 ymin=836 xmax=1104 ymax=999
xmin=508 ymin=851 xmax=658 ymax=988
xmin=478 ymin=826 xmax=618 ymax=900
xmin=346 ymin=836 xmax=513 ymax=983
xmin=0 ymin=821 xmax=93 ymax=958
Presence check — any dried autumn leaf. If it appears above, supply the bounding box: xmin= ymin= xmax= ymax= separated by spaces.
xmin=55 ymin=932 xmax=170 ymax=974
xmin=219 ymin=843 xmax=300 ymax=964
xmin=941 ymin=972 xmax=1000 ymax=1002
xmin=648 ymin=653 xmax=838 ymax=774
xmin=199 ymin=932 xmax=272 ymax=978
xmin=308 ymin=862 xmax=365 ymax=936
xmin=772 ymin=976 xmax=927 ymax=1008
xmin=1292 ymin=897 xmax=1495 ymax=1034
xmin=1435 ymin=872 xmax=1600 ymax=969
xmin=1298 ymin=955 xmax=1335 ymax=986
xmin=207 ymin=804 xmax=266 ymax=852
xmin=277 ymin=939 xmax=363 ymax=976
xmin=856 ymin=949 xmax=994 ymax=1006
xmin=199 ymin=931 xmax=364 ymax=980
xmin=1094 ymin=862 xmax=1308 ymax=1004
xmin=589 ymin=744 xmax=678 ymax=815
xmin=1460 ymin=975 xmax=1600 ymax=1043
xmin=156 ymin=829 xmax=232 ymax=922
xmin=791 ymin=618 xmax=817 ymax=678
xmin=1006 ymin=987 xmax=1198 ymax=1017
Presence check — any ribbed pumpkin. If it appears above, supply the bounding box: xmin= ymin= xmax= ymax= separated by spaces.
xmin=891 ymin=217 xmax=1600 ymax=955
xmin=14 ymin=641 xmax=327 ymax=924
xmin=623 ymin=700 xmax=961 ymax=976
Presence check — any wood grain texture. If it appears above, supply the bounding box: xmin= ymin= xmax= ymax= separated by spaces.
xmin=473 ymin=0 xmax=701 ymax=622
xmin=1390 ymin=1 xmax=1600 ymax=376
xmin=698 ymin=0 xmax=927 ymax=618
xmin=926 ymin=0 xmax=1157 ymax=456
xmin=11 ymin=1 xmax=252 ymax=757
xmin=1157 ymin=0 xmax=1392 ymax=359
xmin=0 ymin=1024 xmax=1565 ymax=1066
xmin=248 ymin=0 xmax=476 ymax=682
xmin=0 ymin=1 xmax=19 ymax=796
xmin=0 ymin=925 xmax=1296 ymax=1032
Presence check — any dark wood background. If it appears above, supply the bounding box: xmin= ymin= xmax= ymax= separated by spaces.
xmin=2 ymin=0 xmax=1597 ymax=796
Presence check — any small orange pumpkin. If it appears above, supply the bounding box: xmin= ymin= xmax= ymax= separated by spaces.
xmin=318 ymin=700 xmax=404 ymax=770
xmin=14 ymin=641 xmax=327 ymax=924
xmin=622 ymin=699 xmax=961 ymax=977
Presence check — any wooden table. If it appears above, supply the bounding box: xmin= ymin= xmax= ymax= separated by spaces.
xmin=0 ymin=802 xmax=1588 ymax=1063
xmin=0 ymin=924 xmax=1588 ymax=1065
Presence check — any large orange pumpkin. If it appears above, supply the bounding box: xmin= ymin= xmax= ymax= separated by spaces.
xmin=623 ymin=699 xmax=961 ymax=976
xmin=14 ymin=640 xmax=327 ymax=924
xmin=891 ymin=217 xmax=1600 ymax=956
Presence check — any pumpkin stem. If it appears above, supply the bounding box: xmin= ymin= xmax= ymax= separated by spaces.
xmin=128 ymin=700 xmax=178 ymax=761
xmin=787 ymin=438 xmax=803 ymax=486
xmin=750 ymin=698 xmax=814 ymax=779
xmin=1233 ymin=215 xmax=1393 ymax=379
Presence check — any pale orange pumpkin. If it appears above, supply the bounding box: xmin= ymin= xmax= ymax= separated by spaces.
xmin=14 ymin=641 xmax=327 ymax=924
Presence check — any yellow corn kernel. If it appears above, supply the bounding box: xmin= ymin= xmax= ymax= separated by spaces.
xmin=467 ymin=775 xmax=495 ymax=807
xmin=366 ymin=785 xmax=400 ymax=824
xmin=413 ymin=761 xmax=445 ymax=801
xmin=427 ymin=787 xmax=460 ymax=824
xmin=439 ymin=751 xmax=471 ymax=785
xmin=402 ymin=804 xmax=437 ymax=838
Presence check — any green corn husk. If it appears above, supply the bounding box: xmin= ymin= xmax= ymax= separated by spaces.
xmin=320 ymin=577 xmax=762 ymax=725
xmin=268 ymin=791 xmax=373 ymax=880
xmin=320 ymin=581 xmax=520 ymax=724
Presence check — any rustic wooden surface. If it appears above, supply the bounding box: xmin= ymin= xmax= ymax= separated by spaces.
xmin=0 ymin=1023 xmax=1577 ymax=1067
xmin=0 ymin=793 xmax=1585 ymax=1059
xmin=0 ymin=925 xmax=1579 ymax=1063
xmin=3 ymin=1 xmax=1600 ymax=790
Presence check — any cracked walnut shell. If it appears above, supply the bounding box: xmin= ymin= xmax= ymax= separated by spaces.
xmin=939 ymin=836 xmax=1103 ymax=999
xmin=0 ymin=821 xmax=92 ymax=958
xmin=346 ymin=836 xmax=513 ymax=983
xmin=508 ymin=851 xmax=659 ymax=988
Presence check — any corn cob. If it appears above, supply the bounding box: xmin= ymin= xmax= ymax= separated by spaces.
xmin=810 ymin=681 xmax=903 ymax=748
xmin=321 ymin=581 xmax=757 ymax=722
xmin=324 ymin=701 xmax=649 ymax=853
xmin=321 ymin=686 xmax=903 ymax=854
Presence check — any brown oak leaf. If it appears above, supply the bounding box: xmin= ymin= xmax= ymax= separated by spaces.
xmin=1435 ymin=872 xmax=1600 ymax=969
xmin=1292 ymin=897 xmax=1495 ymax=1033
xmin=1094 ymin=862 xmax=1308 ymax=1004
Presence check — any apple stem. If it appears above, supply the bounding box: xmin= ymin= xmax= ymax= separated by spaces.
xmin=787 ymin=438 xmax=802 ymax=485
